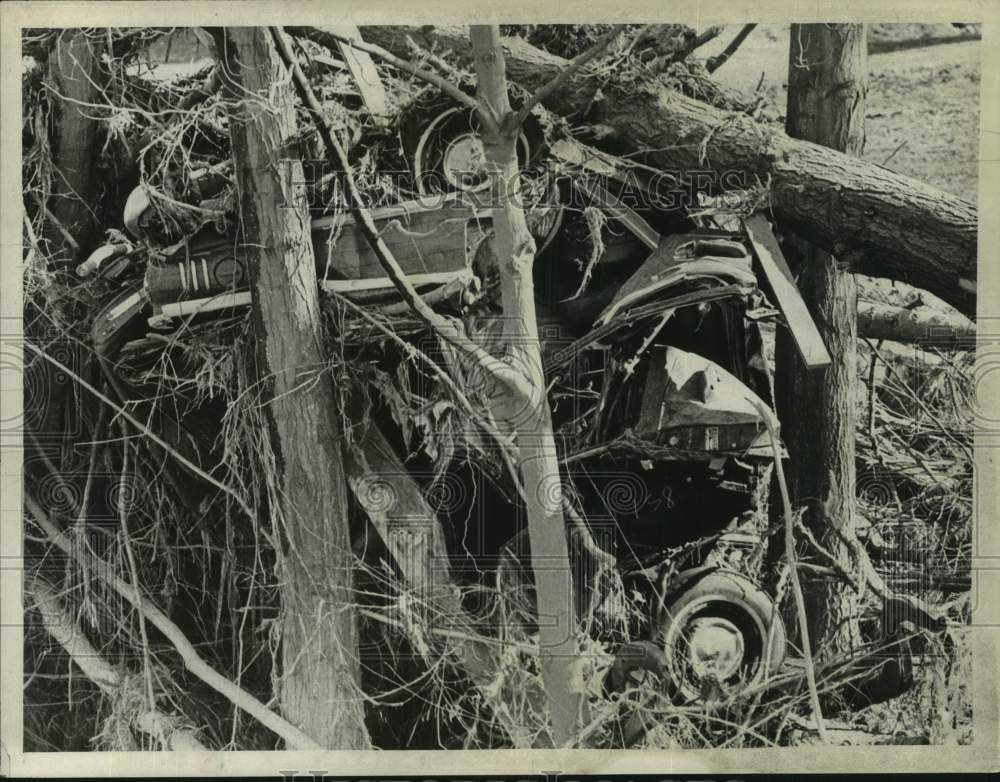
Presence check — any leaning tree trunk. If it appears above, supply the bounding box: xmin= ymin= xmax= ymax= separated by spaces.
xmin=776 ymin=23 xmax=866 ymax=658
xmin=221 ymin=27 xmax=369 ymax=749
xmin=356 ymin=25 xmax=976 ymax=317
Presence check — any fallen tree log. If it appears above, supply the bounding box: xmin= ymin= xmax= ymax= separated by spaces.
xmin=855 ymin=274 xmax=974 ymax=344
xmin=354 ymin=25 xmax=977 ymax=318
xmin=290 ymin=25 xmax=759 ymax=114
xmin=857 ymin=298 xmax=975 ymax=344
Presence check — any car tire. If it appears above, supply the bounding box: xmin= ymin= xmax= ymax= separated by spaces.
xmin=655 ymin=569 xmax=786 ymax=702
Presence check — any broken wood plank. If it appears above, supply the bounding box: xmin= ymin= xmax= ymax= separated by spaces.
xmin=343 ymin=412 xmax=538 ymax=748
xmin=572 ymin=177 xmax=660 ymax=251
xmin=345 ymin=418 xmax=452 ymax=593
xmin=327 ymin=24 xmax=389 ymax=119
xmin=744 ymin=215 xmax=832 ymax=370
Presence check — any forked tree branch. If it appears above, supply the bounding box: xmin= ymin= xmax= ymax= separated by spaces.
xmin=511 ymin=24 xmax=627 ymax=128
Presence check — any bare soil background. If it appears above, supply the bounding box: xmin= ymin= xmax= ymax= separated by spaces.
xmin=702 ymin=24 xmax=981 ymax=197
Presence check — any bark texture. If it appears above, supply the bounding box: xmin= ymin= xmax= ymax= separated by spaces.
xmin=777 ymin=23 xmax=865 ymax=656
xmin=358 ymin=25 xmax=977 ymax=317
xmin=857 ymin=299 xmax=975 ymax=343
xmin=43 ymin=30 xmax=104 ymax=265
xmin=855 ymin=274 xmax=974 ymax=344
xmin=223 ymin=28 xmax=369 ymax=749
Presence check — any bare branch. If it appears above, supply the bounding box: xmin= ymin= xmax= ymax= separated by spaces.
xmin=706 ymin=24 xmax=757 ymax=73
xmin=24 ymin=342 xmax=253 ymax=519
xmin=672 ymin=25 xmax=725 ymax=63
xmin=25 ymin=495 xmax=322 ymax=750
xmin=512 ymin=24 xmax=627 ymax=128
xmin=27 ymin=577 xmax=208 ymax=751
xmin=284 ymin=25 xmax=492 ymax=129
xmin=748 ymin=396 xmax=829 ymax=744
xmin=794 ymin=518 xmax=948 ymax=632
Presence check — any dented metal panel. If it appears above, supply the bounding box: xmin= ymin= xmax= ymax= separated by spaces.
xmin=635 ymin=346 xmax=777 ymax=458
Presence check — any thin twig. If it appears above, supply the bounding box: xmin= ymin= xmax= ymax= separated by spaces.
xmin=866 ymin=338 xmax=883 ymax=461
xmin=285 ymin=26 xmax=490 ymax=128
xmin=866 ymin=338 xmax=972 ymax=458
xmin=269 ymin=27 xmax=534 ymax=403
xmin=512 ymin=25 xmax=627 ymax=128
xmin=116 ymin=420 xmax=156 ymax=714
xmin=27 ymin=577 xmax=208 ymax=750
xmin=746 ymin=396 xmax=829 ymax=744
xmin=25 ymin=494 xmax=322 ymax=750
xmin=24 ymin=341 xmax=253 ymax=519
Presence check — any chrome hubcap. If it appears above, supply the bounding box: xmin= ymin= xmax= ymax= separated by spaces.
xmin=684 ymin=616 xmax=745 ymax=682
xmin=442 ymin=134 xmax=489 ymax=191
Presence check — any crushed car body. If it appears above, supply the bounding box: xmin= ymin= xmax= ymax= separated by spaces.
xmin=83 ymin=86 xmax=848 ymax=712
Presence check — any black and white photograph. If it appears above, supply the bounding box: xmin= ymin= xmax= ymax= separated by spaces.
xmin=2 ymin=3 xmax=997 ymax=775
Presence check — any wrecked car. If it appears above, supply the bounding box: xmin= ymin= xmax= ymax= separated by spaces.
xmin=82 ymin=92 xmax=842 ymax=709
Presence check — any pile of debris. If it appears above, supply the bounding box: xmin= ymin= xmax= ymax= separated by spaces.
xmin=21 ymin=25 xmax=974 ymax=750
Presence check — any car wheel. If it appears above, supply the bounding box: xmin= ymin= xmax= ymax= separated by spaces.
xmin=655 ymin=570 xmax=786 ymax=702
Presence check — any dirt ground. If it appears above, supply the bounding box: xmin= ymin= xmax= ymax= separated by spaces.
xmin=702 ymin=24 xmax=982 ymax=198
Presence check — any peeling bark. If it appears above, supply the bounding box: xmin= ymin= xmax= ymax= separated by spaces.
xmin=470 ymin=25 xmax=583 ymax=748
xmin=858 ymin=299 xmax=974 ymax=344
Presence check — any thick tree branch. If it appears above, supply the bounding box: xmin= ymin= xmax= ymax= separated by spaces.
xmin=358 ymin=26 xmax=976 ymax=316
xmin=706 ymin=24 xmax=757 ymax=73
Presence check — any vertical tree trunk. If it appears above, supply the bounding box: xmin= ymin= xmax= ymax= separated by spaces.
xmin=776 ymin=23 xmax=866 ymax=656
xmin=222 ymin=27 xmax=369 ymax=749
xmin=470 ymin=25 xmax=583 ymax=746
xmin=43 ymin=30 xmax=104 ymax=265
